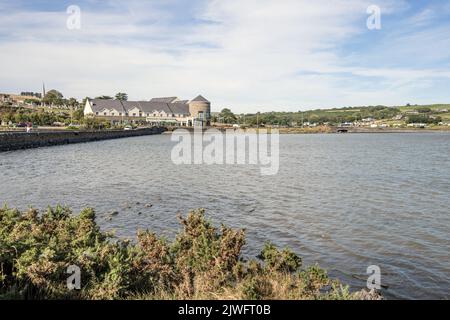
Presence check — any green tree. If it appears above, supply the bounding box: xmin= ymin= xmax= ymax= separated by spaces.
xmin=2 ymin=112 xmax=14 ymax=124
xmin=115 ymin=93 xmax=128 ymax=101
xmin=407 ymin=115 xmax=433 ymax=124
xmin=14 ymin=112 xmax=26 ymax=123
xmin=24 ymin=98 xmax=40 ymax=105
xmin=43 ymin=90 xmax=64 ymax=106
xmin=67 ymin=98 xmax=78 ymax=107
xmin=73 ymin=108 xmax=84 ymax=121
xmin=219 ymin=108 xmax=237 ymax=124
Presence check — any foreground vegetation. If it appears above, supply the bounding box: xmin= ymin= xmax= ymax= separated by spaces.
xmin=0 ymin=206 xmax=380 ymax=300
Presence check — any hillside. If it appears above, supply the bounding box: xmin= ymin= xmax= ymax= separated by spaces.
xmin=232 ymin=104 xmax=450 ymax=127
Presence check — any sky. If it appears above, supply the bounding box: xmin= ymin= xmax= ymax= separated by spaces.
xmin=0 ymin=0 xmax=449 ymax=113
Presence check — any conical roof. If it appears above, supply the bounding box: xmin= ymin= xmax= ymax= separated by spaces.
xmin=191 ymin=95 xmax=209 ymax=103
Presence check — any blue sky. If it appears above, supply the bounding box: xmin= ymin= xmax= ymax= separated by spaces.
xmin=0 ymin=0 xmax=449 ymax=112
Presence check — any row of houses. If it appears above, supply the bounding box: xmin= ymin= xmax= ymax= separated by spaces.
xmin=84 ymin=95 xmax=211 ymax=127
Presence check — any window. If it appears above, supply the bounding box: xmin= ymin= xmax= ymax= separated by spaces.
xmin=104 ymin=112 xmax=107 ymax=116
xmin=95 ymin=112 xmax=99 ymax=115
xmin=111 ymin=113 xmax=115 ymax=116
xmin=119 ymin=113 xmax=122 ymax=116
xmin=133 ymin=113 xmax=136 ymax=116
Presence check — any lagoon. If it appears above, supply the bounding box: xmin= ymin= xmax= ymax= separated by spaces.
xmin=1 ymin=132 xmax=449 ymax=299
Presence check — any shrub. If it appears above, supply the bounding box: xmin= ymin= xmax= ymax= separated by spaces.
xmin=0 ymin=206 xmax=377 ymax=300
xmin=259 ymin=242 xmax=302 ymax=273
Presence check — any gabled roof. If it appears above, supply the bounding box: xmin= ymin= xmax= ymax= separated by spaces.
xmin=88 ymin=97 xmax=191 ymax=116
xmin=138 ymin=101 xmax=173 ymax=114
xmin=150 ymin=97 xmax=178 ymax=103
xmin=89 ymin=99 xmax=126 ymax=113
xmin=191 ymin=95 xmax=209 ymax=103
xmin=168 ymin=103 xmax=190 ymax=115
xmin=121 ymin=101 xmax=142 ymax=112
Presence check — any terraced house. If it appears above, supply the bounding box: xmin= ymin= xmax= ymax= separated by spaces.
xmin=84 ymin=95 xmax=211 ymax=126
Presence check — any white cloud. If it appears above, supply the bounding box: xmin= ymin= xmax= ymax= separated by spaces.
xmin=0 ymin=0 xmax=448 ymax=112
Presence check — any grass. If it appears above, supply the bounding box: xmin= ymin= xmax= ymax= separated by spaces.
xmin=0 ymin=205 xmax=381 ymax=300
xmin=397 ymin=104 xmax=450 ymax=112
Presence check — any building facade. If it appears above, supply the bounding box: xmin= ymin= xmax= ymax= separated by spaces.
xmin=84 ymin=95 xmax=211 ymax=126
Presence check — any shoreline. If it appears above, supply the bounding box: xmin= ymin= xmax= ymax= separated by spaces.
xmin=279 ymin=128 xmax=450 ymax=134
xmin=0 ymin=127 xmax=165 ymax=152
xmin=1 ymin=126 xmax=449 ymax=153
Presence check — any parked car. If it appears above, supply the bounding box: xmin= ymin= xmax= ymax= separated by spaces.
xmin=124 ymin=125 xmax=133 ymax=131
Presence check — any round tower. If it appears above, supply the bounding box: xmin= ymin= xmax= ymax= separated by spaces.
xmin=189 ymin=95 xmax=211 ymax=126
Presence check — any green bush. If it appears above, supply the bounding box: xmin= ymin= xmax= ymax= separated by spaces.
xmin=259 ymin=242 xmax=302 ymax=273
xmin=0 ymin=206 xmax=380 ymax=300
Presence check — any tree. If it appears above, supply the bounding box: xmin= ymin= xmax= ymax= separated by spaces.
xmin=81 ymin=97 xmax=91 ymax=107
xmin=2 ymin=112 xmax=14 ymax=124
xmin=24 ymin=98 xmax=40 ymax=105
xmin=95 ymin=95 xmax=113 ymax=100
xmin=67 ymin=98 xmax=79 ymax=108
xmin=219 ymin=108 xmax=237 ymax=124
xmin=43 ymin=90 xmax=64 ymax=106
xmin=14 ymin=112 xmax=26 ymax=123
xmin=115 ymin=93 xmax=128 ymax=101
xmin=73 ymin=108 xmax=84 ymax=122
xmin=407 ymin=115 xmax=434 ymax=124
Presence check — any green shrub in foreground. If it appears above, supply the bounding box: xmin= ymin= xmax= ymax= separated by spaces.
xmin=0 ymin=205 xmax=381 ymax=300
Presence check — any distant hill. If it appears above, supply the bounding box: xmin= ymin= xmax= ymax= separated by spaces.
xmin=232 ymin=104 xmax=450 ymax=126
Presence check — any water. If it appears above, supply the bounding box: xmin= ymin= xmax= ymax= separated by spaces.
xmin=1 ymin=132 xmax=449 ymax=299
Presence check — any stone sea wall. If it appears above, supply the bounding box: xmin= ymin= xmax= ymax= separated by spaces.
xmin=0 ymin=127 xmax=165 ymax=152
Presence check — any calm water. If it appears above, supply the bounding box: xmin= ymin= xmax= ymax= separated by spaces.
xmin=1 ymin=133 xmax=449 ymax=299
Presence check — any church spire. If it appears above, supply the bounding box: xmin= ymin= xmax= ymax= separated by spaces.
xmin=42 ymin=82 xmax=46 ymax=106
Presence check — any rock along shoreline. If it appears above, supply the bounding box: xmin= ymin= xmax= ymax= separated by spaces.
xmin=0 ymin=127 xmax=166 ymax=152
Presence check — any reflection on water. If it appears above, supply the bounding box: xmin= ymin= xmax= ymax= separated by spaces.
xmin=1 ymin=132 xmax=449 ymax=299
